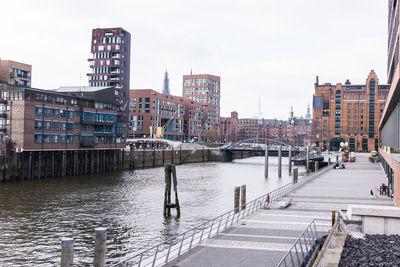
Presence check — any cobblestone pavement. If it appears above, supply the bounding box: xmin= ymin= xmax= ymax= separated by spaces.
xmin=165 ymin=153 xmax=394 ymax=267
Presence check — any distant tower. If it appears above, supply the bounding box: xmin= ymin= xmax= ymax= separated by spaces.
xmin=163 ymin=70 xmax=170 ymax=95
xmin=289 ymin=106 xmax=294 ymax=123
xmin=305 ymin=104 xmax=312 ymax=120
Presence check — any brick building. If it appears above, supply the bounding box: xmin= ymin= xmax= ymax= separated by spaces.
xmin=312 ymin=71 xmax=389 ymax=152
xmin=0 ymin=59 xmax=31 ymax=87
xmin=0 ymin=83 xmax=126 ymax=153
xmin=128 ymin=89 xmax=186 ymax=141
xmin=219 ymin=112 xmax=288 ymax=144
xmin=87 ymin=27 xmax=131 ymax=109
xmin=182 ymin=74 xmax=220 ymax=131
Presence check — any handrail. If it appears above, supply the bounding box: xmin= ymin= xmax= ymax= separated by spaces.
xmin=276 ymin=219 xmax=332 ymax=267
xmin=112 ymin=165 xmax=330 ymax=267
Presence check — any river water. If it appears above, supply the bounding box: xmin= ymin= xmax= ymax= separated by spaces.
xmin=0 ymin=156 xmax=306 ymax=266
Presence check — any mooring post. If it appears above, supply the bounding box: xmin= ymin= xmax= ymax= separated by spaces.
xmin=122 ymin=149 xmax=125 ymax=171
xmin=306 ymin=146 xmax=310 ymax=173
xmin=62 ymin=150 xmax=66 ymax=177
xmin=172 ymin=164 xmax=181 ymax=217
xmin=315 ymin=161 xmax=319 ymax=172
xmin=21 ymin=152 xmax=25 ymax=181
xmin=51 ymin=151 xmax=55 ymax=178
xmin=94 ymin=227 xmax=107 ymax=267
xmin=328 ymin=157 xmax=331 ymax=164
xmin=288 ymin=146 xmax=292 ymax=174
xmin=180 ymin=147 xmax=182 ymax=164
xmin=202 ymin=147 xmax=205 ymax=162
xmin=153 ymin=147 xmax=156 ymax=167
xmin=336 ymin=155 xmax=339 ymax=165
xmin=142 ymin=148 xmax=145 ymax=169
xmin=61 ymin=238 xmax=74 ymax=267
xmin=293 ymin=168 xmax=298 ymax=183
xmin=332 ymin=211 xmax=336 ymax=226
xmin=164 ymin=164 xmax=171 ymax=217
xmin=162 ymin=148 xmax=165 ymax=166
xmin=234 ymin=186 xmax=240 ymax=213
xmin=264 ymin=145 xmax=269 ymax=178
xmin=240 ymin=185 xmax=246 ymax=209
xmin=28 ymin=151 xmax=33 ymax=180
xmin=278 ymin=145 xmax=282 ymax=178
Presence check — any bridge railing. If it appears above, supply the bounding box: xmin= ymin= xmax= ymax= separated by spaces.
xmin=111 ymin=165 xmax=330 ymax=267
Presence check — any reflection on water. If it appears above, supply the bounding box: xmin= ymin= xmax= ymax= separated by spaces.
xmin=0 ymin=156 xmax=305 ymax=266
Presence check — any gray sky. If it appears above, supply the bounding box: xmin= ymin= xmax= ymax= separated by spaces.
xmin=0 ymin=0 xmax=387 ymax=119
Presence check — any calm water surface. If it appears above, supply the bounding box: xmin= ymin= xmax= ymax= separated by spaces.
xmin=0 ymin=156 xmax=306 ymax=266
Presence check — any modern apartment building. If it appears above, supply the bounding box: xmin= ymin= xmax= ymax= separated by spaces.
xmin=0 ymin=83 xmax=126 ymax=152
xmin=379 ymin=0 xmax=400 ymax=206
xmin=182 ymin=74 xmax=220 ymax=131
xmin=128 ymin=89 xmax=186 ymax=140
xmin=0 ymin=59 xmax=32 ymax=87
xmin=312 ymin=71 xmax=389 ymax=152
xmin=87 ymin=27 xmax=131 ymax=108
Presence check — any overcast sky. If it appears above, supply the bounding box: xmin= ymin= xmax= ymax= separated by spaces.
xmin=0 ymin=0 xmax=387 ymax=119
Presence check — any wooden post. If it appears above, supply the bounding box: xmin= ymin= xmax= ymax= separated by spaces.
xmin=171 ymin=164 xmax=181 ymax=217
xmin=142 ymin=149 xmax=145 ymax=169
xmin=162 ymin=148 xmax=165 ymax=166
xmin=332 ymin=211 xmax=336 ymax=226
xmin=202 ymin=147 xmax=205 ymax=162
xmin=29 ymin=151 xmax=33 ymax=180
xmin=240 ymin=185 xmax=246 ymax=209
xmin=44 ymin=152 xmax=48 ymax=179
xmin=51 ymin=151 xmax=55 ymax=178
xmin=21 ymin=152 xmax=25 ymax=181
xmin=171 ymin=148 xmax=174 ymax=164
xmin=328 ymin=157 xmax=331 ymax=164
xmin=74 ymin=151 xmax=78 ymax=176
xmin=278 ymin=145 xmax=282 ymax=178
xmin=122 ymin=149 xmax=125 ymax=171
xmin=293 ymin=168 xmax=298 ymax=184
xmin=85 ymin=151 xmax=88 ymax=174
xmin=265 ymin=145 xmax=269 ymax=178
xmin=336 ymin=155 xmax=339 ymax=165
xmin=129 ymin=145 xmax=134 ymax=170
xmin=180 ymin=147 xmax=182 ymax=164
xmin=234 ymin=186 xmax=240 ymax=213
xmin=153 ymin=147 xmax=156 ymax=167
xmin=94 ymin=227 xmax=107 ymax=267
xmin=288 ymin=146 xmax=292 ymax=174
xmin=103 ymin=150 xmax=106 ymax=173
xmin=315 ymin=161 xmax=319 ymax=171
xmin=61 ymin=238 xmax=74 ymax=267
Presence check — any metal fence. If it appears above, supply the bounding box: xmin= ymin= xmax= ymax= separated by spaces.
xmin=276 ymin=219 xmax=332 ymax=267
xmin=112 ymin=166 xmax=331 ymax=267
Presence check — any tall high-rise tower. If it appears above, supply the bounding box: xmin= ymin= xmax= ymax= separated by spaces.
xmin=182 ymin=73 xmax=220 ymax=130
xmin=162 ymin=70 xmax=170 ymax=95
xmin=87 ymin=27 xmax=131 ymax=109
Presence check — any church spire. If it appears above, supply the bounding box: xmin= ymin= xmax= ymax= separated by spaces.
xmin=305 ymin=103 xmax=311 ymax=120
xmin=162 ymin=70 xmax=170 ymax=95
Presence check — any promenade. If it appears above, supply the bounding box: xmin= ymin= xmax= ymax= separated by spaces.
xmin=165 ymin=153 xmax=394 ymax=267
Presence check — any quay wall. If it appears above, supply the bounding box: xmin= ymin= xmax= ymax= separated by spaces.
xmin=0 ymin=148 xmax=256 ymax=182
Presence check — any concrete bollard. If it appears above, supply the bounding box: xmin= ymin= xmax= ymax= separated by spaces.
xmin=328 ymin=157 xmax=331 ymax=164
xmin=264 ymin=145 xmax=269 ymax=178
xmin=240 ymin=185 xmax=246 ymax=209
xmin=293 ymin=168 xmax=298 ymax=184
xmin=61 ymin=238 xmax=74 ymax=267
xmin=94 ymin=227 xmax=107 ymax=267
xmin=288 ymin=146 xmax=292 ymax=174
xmin=315 ymin=161 xmax=319 ymax=171
xmin=278 ymin=145 xmax=282 ymax=178
xmin=234 ymin=186 xmax=240 ymax=213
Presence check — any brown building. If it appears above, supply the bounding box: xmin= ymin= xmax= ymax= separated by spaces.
xmin=0 ymin=59 xmax=32 ymax=87
xmin=219 ymin=112 xmax=288 ymax=144
xmin=128 ymin=89 xmax=186 ymax=141
xmin=183 ymin=99 xmax=205 ymax=141
xmin=182 ymin=74 xmax=220 ymax=131
xmin=87 ymin=27 xmax=131 ymax=109
xmin=0 ymin=84 xmax=126 ymax=152
xmin=312 ymin=71 xmax=389 ymax=152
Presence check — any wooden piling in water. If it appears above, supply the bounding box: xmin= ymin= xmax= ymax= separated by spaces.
xmin=293 ymin=168 xmax=298 ymax=183
xmin=234 ymin=186 xmax=240 ymax=213
xmin=29 ymin=152 xmax=33 ymax=180
xmin=163 ymin=164 xmax=181 ymax=217
xmin=61 ymin=238 xmax=74 ymax=267
xmin=94 ymin=227 xmax=107 ymax=267
xmin=278 ymin=145 xmax=282 ymax=178
xmin=240 ymin=185 xmax=246 ymax=209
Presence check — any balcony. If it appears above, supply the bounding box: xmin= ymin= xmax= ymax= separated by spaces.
xmin=0 ymin=127 xmax=6 ymax=132
xmin=0 ymin=99 xmax=7 ymax=104
xmin=111 ymin=69 xmax=120 ymax=74
xmin=0 ymin=112 xmax=6 ymax=118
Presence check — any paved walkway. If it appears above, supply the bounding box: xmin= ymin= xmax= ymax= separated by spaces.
xmin=165 ymin=153 xmax=394 ymax=267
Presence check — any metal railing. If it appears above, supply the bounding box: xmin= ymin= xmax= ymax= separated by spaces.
xmin=276 ymin=219 xmax=331 ymax=267
xmin=112 ymin=166 xmax=330 ymax=267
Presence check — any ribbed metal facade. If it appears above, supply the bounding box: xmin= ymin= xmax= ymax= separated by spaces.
xmin=381 ymin=99 xmax=400 ymax=148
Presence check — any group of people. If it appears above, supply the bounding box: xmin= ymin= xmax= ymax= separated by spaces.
xmin=333 ymin=162 xmax=345 ymax=169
